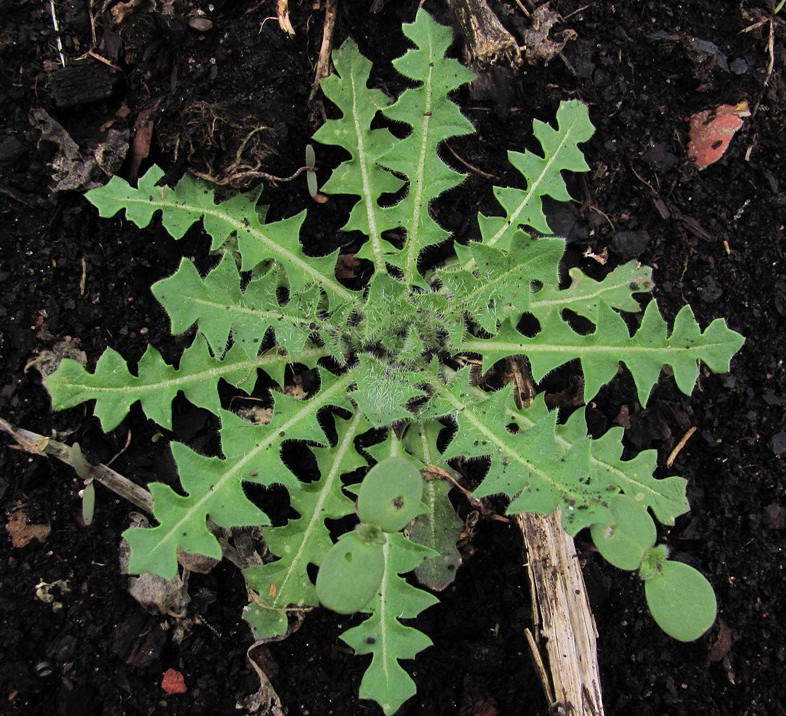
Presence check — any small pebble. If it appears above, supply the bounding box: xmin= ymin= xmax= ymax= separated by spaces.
xmin=770 ymin=430 xmax=786 ymax=457
xmin=730 ymin=57 xmax=748 ymax=75
xmin=610 ymin=230 xmax=650 ymax=261
xmin=188 ymin=16 xmax=213 ymax=32
xmin=35 ymin=661 xmax=53 ymax=678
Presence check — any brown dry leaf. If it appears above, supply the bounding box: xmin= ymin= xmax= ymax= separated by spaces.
xmin=111 ymin=0 xmax=147 ymax=24
xmin=119 ymin=515 xmax=190 ymax=616
xmin=129 ymin=99 xmax=161 ymax=179
xmin=708 ymin=618 xmax=734 ymax=662
xmin=177 ymin=549 xmax=219 ymax=574
xmin=29 ymin=108 xmax=128 ymax=191
xmin=687 ymin=102 xmax=750 ymax=170
xmin=6 ymin=506 xmax=51 ymax=548
xmin=240 ymin=644 xmax=285 ymax=715
xmin=520 ymin=5 xmax=576 ymax=65
xmin=236 ymin=405 xmax=273 ymax=425
xmin=25 ymin=337 xmax=87 ymax=380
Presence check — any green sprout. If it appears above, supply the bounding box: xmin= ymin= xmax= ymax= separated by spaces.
xmin=42 ymin=9 xmax=743 ymax=713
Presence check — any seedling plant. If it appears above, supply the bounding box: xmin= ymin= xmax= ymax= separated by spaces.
xmin=44 ymin=10 xmax=743 ymax=714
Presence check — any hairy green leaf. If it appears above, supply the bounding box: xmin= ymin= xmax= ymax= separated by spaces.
xmin=243 ymin=412 xmax=370 ymax=638
xmin=437 ymin=235 xmax=564 ymax=333
xmin=462 ymin=301 xmax=744 ymax=404
xmin=87 ymin=165 xmax=354 ymax=309
xmin=341 ymin=533 xmax=438 ymax=715
xmin=376 ymin=10 xmax=475 ymax=286
xmin=530 ymin=262 xmax=654 ymax=322
xmin=124 ymin=370 xmax=353 ymax=579
xmin=39 ymin=8 xmax=745 ymax=710
xmin=45 ymin=334 xmax=326 ymax=432
xmin=350 ymin=354 xmax=427 ymax=427
xmin=312 ymin=39 xmax=403 ymax=273
xmin=469 ymin=100 xmax=595 ymax=258
xmin=152 ymin=253 xmax=320 ymax=359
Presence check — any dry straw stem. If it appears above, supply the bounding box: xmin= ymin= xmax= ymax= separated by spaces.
xmin=517 ymin=510 xmax=604 ymax=715
xmin=0 ymin=417 xmax=153 ymax=513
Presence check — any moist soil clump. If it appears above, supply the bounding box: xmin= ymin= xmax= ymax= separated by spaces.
xmin=1 ymin=1 xmax=784 ymax=714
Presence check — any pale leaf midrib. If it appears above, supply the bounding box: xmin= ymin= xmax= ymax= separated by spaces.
xmin=437 ymin=383 xmax=571 ymax=499
xmin=459 ymin=339 xmax=726 ymax=356
xmin=461 ymin=118 xmax=581 ymax=273
xmin=273 ymin=412 xmax=364 ymax=605
xmin=501 ymin=402 xmax=674 ymax=509
xmin=144 ymin=372 xmax=354 ymax=564
xmin=123 ymin=197 xmax=353 ymax=302
xmin=403 ymin=59 xmax=434 ymax=286
xmin=351 ymin=76 xmax=386 ymax=274
xmin=183 ymin=293 xmax=314 ymax=326
xmin=63 ymin=347 xmax=328 ymax=395
xmin=530 ymin=277 xmax=636 ymax=311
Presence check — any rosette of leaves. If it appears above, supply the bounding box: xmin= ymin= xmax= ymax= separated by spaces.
xmin=45 ymin=9 xmax=743 ymax=714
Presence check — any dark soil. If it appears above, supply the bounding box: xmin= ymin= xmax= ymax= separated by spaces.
xmin=1 ymin=0 xmax=785 ymax=714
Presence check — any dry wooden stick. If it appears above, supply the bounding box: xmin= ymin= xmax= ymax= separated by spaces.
xmin=309 ymin=0 xmax=338 ymax=104
xmin=516 ymin=511 xmax=604 ymax=715
xmin=444 ymin=0 xmax=521 ymax=67
xmin=0 ymin=417 xmax=153 ymax=513
xmin=276 ymin=0 xmax=295 ymax=35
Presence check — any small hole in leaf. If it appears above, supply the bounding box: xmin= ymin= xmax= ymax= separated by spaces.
xmin=515 ymin=312 xmax=541 ymax=337
xmin=560 ymin=309 xmax=594 ymax=336
xmin=392 ymin=496 xmax=404 ymax=510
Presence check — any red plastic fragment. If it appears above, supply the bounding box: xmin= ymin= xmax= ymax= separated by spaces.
xmin=687 ymin=102 xmax=750 ymax=170
xmin=160 ymin=668 xmax=187 ymax=695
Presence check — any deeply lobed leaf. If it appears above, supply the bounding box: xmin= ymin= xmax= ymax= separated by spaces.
xmin=461 ymin=301 xmax=744 ymax=405
xmin=87 ymin=165 xmax=355 ymax=310
xmin=340 ymin=534 xmax=438 ymax=716
xmin=244 ymin=413 xmax=370 ymax=638
xmin=124 ymin=370 xmax=353 ymax=579
xmin=40 ymin=8 xmax=745 ymax=713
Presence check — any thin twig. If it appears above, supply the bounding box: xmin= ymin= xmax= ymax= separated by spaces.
xmin=276 ymin=0 xmax=295 ymax=35
xmin=666 ymin=426 xmax=697 ymax=468
xmin=191 ymin=164 xmax=311 ymax=188
xmin=48 ymin=0 xmax=66 ymax=67
xmin=444 ymin=142 xmax=497 ymax=180
xmin=0 ymin=417 xmax=153 ymax=512
xmin=309 ymin=0 xmax=337 ymax=105
xmin=423 ymin=463 xmax=509 ymax=523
